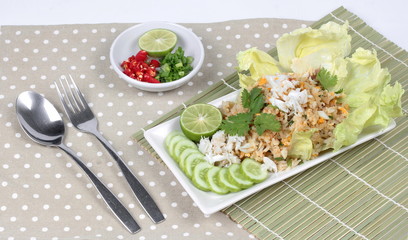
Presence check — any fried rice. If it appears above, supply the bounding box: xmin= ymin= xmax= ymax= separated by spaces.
xmin=199 ymin=71 xmax=349 ymax=172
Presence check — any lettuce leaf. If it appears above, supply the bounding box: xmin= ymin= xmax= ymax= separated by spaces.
xmin=277 ymin=21 xmax=351 ymax=91
xmin=236 ymin=47 xmax=281 ymax=88
xmin=333 ymin=48 xmax=404 ymax=150
xmin=288 ymin=129 xmax=316 ymax=160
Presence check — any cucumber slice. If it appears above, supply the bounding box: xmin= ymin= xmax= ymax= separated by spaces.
xmin=206 ymin=167 xmax=229 ymax=195
xmin=192 ymin=162 xmax=212 ymax=191
xmin=179 ymin=148 xmax=201 ymax=163
xmin=172 ymin=138 xmax=197 ymax=161
xmin=228 ymin=163 xmax=253 ymax=189
xmin=165 ymin=131 xmax=184 ymax=147
xmin=218 ymin=168 xmax=241 ymax=192
xmin=167 ymin=135 xmax=188 ymax=158
xmin=179 ymin=152 xmax=204 ymax=173
xmin=241 ymin=158 xmax=268 ymax=183
xmin=184 ymin=154 xmax=206 ymax=178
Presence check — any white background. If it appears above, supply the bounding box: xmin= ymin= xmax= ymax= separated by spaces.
xmin=1 ymin=0 xmax=407 ymax=50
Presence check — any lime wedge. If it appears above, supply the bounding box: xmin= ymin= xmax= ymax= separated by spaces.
xmin=138 ymin=29 xmax=177 ymax=57
xmin=180 ymin=104 xmax=222 ymax=142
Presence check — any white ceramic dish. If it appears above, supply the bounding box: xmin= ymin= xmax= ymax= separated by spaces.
xmin=144 ymin=90 xmax=396 ymax=214
xmin=110 ymin=21 xmax=205 ymax=92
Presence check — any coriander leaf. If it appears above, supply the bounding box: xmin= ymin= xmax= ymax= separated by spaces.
xmin=241 ymin=87 xmax=265 ymax=114
xmin=241 ymin=88 xmax=251 ymax=108
xmin=220 ymin=113 xmax=253 ymax=136
xmin=316 ymin=68 xmax=338 ymax=90
xmin=254 ymin=113 xmax=281 ymax=135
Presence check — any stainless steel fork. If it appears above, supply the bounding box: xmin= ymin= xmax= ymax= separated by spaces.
xmin=55 ymin=75 xmax=165 ymax=224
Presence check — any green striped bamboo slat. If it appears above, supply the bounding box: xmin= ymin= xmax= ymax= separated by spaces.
xmin=133 ymin=6 xmax=408 ymax=240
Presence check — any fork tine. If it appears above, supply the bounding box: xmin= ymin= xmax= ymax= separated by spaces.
xmin=68 ymin=74 xmax=89 ymax=110
xmin=55 ymin=78 xmax=75 ymax=115
xmin=61 ymin=75 xmax=82 ymax=112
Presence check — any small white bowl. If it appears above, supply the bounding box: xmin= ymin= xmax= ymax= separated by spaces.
xmin=110 ymin=22 xmax=205 ymax=92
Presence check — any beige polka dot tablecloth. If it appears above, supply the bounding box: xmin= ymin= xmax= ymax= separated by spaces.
xmin=0 ymin=18 xmax=311 ymax=240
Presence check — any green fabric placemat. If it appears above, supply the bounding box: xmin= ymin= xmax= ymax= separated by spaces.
xmin=133 ymin=7 xmax=408 ymax=240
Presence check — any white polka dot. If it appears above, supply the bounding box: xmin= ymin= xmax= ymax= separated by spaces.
xmin=282 ymin=23 xmax=288 ymax=29
xmin=225 ymin=26 xmax=231 ymax=30
xmin=274 ymin=34 xmax=279 ymax=39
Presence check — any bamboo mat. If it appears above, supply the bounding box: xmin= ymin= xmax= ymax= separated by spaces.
xmin=133 ymin=7 xmax=408 ymax=240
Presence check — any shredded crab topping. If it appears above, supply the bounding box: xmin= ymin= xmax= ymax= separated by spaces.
xmin=266 ymin=74 xmax=309 ymax=114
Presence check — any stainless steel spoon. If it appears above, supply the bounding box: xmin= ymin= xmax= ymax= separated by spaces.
xmin=15 ymin=91 xmax=140 ymax=234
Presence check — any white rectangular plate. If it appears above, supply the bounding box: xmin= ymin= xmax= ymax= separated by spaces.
xmin=144 ymin=90 xmax=396 ymax=215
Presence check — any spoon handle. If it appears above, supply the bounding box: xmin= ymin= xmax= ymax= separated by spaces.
xmin=58 ymin=143 xmax=141 ymax=234
xmin=91 ymin=130 xmax=165 ymax=224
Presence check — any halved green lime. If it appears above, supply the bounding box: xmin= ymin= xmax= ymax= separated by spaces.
xmin=138 ymin=29 xmax=177 ymax=57
xmin=180 ymin=104 xmax=222 ymax=142
xmin=241 ymin=158 xmax=268 ymax=183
